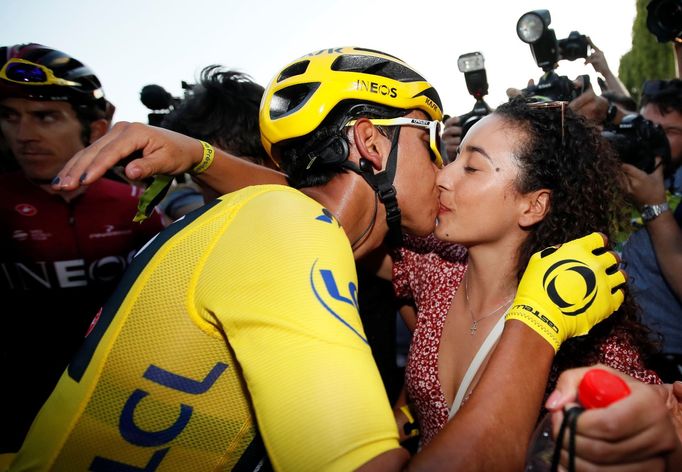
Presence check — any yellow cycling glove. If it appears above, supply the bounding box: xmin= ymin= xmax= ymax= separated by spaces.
xmin=506 ymin=233 xmax=626 ymax=352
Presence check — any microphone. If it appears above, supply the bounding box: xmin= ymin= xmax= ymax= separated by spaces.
xmin=140 ymin=84 xmax=174 ymax=111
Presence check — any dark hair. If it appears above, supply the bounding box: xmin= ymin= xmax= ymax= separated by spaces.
xmin=494 ymin=97 xmax=658 ymax=371
xmin=279 ymin=101 xmax=407 ymax=188
xmin=161 ymin=66 xmax=268 ymax=165
xmin=640 ymin=78 xmax=682 ymax=115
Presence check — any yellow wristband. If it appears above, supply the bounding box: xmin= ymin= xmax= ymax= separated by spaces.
xmin=191 ymin=140 xmax=215 ymax=175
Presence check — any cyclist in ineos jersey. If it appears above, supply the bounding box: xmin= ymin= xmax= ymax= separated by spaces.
xmin=0 ymin=43 xmax=164 ymax=459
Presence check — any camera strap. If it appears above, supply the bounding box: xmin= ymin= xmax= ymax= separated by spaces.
xmin=550 ymin=405 xmax=584 ymax=472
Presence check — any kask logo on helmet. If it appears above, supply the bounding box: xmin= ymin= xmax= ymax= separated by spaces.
xmin=425 ymin=97 xmax=440 ymax=114
xmin=355 ymin=79 xmax=397 ymax=98
xmin=542 ymin=259 xmax=598 ymax=316
xmin=303 ymin=48 xmax=344 ymax=57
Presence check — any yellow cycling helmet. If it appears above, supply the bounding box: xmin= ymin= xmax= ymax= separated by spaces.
xmin=260 ymin=46 xmax=444 ymax=161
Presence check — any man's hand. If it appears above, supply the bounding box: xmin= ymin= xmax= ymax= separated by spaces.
xmin=442 ymin=116 xmax=462 ymax=162
xmin=506 ymin=233 xmax=626 ymax=352
xmin=569 ymin=82 xmax=612 ymax=125
xmin=546 ymin=365 xmax=682 ymax=471
xmin=52 ymin=122 xmax=205 ymax=191
xmin=584 ymin=42 xmax=609 ymax=76
xmin=622 ymin=157 xmax=667 ymax=207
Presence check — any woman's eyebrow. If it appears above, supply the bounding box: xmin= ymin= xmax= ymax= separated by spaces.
xmin=464 ymin=144 xmax=493 ymax=163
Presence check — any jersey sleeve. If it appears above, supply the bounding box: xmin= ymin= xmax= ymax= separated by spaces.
xmin=195 ymin=188 xmax=400 ymax=471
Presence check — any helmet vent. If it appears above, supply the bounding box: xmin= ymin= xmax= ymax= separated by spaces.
xmin=277 ymin=60 xmax=310 ymax=83
xmin=331 ymin=54 xmax=425 ymax=83
xmin=269 ymin=82 xmax=321 ymax=119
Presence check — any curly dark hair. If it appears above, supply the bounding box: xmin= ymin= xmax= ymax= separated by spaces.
xmin=161 ymin=66 xmax=268 ymax=165
xmin=494 ymin=97 xmax=659 ymax=376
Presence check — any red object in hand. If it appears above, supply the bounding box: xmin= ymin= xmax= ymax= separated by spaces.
xmin=578 ymin=368 xmax=631 ymax=409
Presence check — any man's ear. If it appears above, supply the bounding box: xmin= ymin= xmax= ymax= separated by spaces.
xmin=88 ymin=118 xmax=110 ymax=143
xmin=519 ymin=189 xmax=550 ymax=228
xmin=351 ymin=118 xmax=386 ymax=171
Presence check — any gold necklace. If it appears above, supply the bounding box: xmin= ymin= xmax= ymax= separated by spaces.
xmin=464 ymin=275 xmax=514 ymax=335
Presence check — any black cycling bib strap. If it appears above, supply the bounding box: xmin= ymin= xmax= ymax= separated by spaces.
xmin=373 ymin=126 xmax=402 ymax=246
xmin=341 ymin=126 xmax=403 ymax=246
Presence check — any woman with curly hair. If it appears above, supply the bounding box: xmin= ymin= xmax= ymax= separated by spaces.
xmin=393 ymin=97 xmax=661 ymax=450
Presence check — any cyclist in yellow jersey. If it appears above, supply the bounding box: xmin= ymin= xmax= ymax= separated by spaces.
xmin=9 ymin=47 xmax=627 ymax=471
xmin=12 ymin=185 xmax=398 ymax=471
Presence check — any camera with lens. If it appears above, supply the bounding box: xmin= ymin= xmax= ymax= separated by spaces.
xmin=523 ymin=72 xmax=591 ymax=102
xmin=140 ymin=81 xmax=195 ymax=126
xmin=455 ymin=52 xmax=492 ymax=139
xmin=647 ymin=0 xmax=682 ymax=43
xmin=601 ymin=114 xmax=671 ymax=174
xmin=516 ymin=10 xmax=591 ymax=102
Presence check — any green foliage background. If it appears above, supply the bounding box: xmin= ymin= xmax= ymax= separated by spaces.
xmin=618 ymin=0 xmax=676 ymax=103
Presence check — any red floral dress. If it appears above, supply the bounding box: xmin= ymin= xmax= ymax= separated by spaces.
xmin=393 ymin=235 xmax=661 ymax=447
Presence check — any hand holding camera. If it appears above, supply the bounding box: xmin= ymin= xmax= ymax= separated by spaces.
xmin=622 ymin=155 xmax=668 ymax=211
xmin=569 ymin=87 xmax=671 ymax=176
xmin=602 ymin=114 xmax=671 ymax=174
xmin=442 ymin=115 xmax=463 ymax=161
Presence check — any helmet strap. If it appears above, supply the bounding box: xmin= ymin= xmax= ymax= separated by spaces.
xmin=341 ymin=126 xmax=403 ymax=246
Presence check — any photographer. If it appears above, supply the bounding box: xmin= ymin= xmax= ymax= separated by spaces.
xmin=620 ymin=78 xmax=682 ymax=383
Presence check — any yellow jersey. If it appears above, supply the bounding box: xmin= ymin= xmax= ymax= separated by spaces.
xmin=8 ymin=185 xmax=399 ymax=472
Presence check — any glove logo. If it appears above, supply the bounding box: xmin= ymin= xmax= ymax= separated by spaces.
xmin=542 ymin=259 xmax=597 ymax=316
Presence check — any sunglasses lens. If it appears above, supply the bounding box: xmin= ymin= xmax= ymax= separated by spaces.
xmin=5 ymin=62 xmax=48 ymax=83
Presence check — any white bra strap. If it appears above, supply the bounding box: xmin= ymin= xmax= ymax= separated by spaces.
xmin=448 ymin=313 xmax=506 ymax=420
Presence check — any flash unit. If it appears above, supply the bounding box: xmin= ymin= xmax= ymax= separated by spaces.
xmin=516 ymin=10 xmax=551 ymax=44
xmin=455 ymin=51 xmax=491 ymax=140
xmin=457 ymin=52 xmax=485 ymax=73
